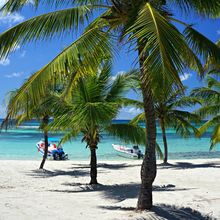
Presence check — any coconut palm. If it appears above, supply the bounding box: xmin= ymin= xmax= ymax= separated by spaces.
xmin=1 ymin=81 xmax=60 ymax=169
xmin=1 ymin=0 xmax=220 ymax=209
xmin=46 ymin=64 xmax=147 ymax=184
xmin=191 ymin=75 xmax=220 ymax=149
xmin=131 ymin=87 xmax=201 ymax=164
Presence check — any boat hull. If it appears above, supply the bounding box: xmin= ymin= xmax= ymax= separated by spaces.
xmin=112 ymin=144 xmax=143 ymax=159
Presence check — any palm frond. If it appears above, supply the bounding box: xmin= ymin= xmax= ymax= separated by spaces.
xmin=191 ymin=87 xmax=219 ymax=99
xmin=105 ymin=71 xmax=137 ymax=101
xmin=169 ymin=110 xmax=200 ymax=137
xmin=184 ymin=26 xmax=220 ymax=62
xmin=106 ymin=123 xmax=146 ymax=145
xmin=196 ymin=104 xmax=220 ymax=119
xmin=127 ymin=3 xmax=195 ymax=88
xmin=1 ymin=0 xmax=107 ymax=12
xmin=169 ymin=0 xmax=220 ymax=18
xmin=59 ymin=129 xmax=81 ymax=144
xmin=197 ymin=115 xmax=220 ymax=137
xmin=156 ymin=143 xmax=164 ymax=160
xmin=119 ymin=98 xmax=143 ymax=109
xmin=129 ymin=112 xmax=145 ymax=125
xmin=169 ymin=96 xmax=201 ymax=108
xmin=4 ymin=28 xmax=112 ymax=115
xmin=210 ymin=124 xmax=220 ymax=150
xmin=207 ymin=76 xmax=220 ymax=89
xmin=0 ymin=6 xmax=92 ymax=58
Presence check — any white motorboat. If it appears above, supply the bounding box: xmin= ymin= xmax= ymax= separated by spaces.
xmin=36 ymin=138 xmax=68 ymax=160
xmin=112 ymin=144 xmax=144 ymax=159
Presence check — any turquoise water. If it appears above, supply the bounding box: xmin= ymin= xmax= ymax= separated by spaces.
xmin=0 ymin=119 xmax=220 ymax=160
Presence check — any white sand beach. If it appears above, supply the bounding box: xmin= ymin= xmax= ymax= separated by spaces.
xmin=0 ymin=159 xmax=219 ymax=220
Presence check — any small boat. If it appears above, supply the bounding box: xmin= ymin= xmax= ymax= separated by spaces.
xmin=112 ymin=144 xmax=144 ymax=159
xmin=36 ymin=138 xmax=68 ymax=160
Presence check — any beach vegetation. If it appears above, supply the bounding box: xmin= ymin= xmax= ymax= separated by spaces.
xmin=130 ymin=86 xmax=201 ymax=164
xmin=1 ymin=0 xmax=220 ymax=210
xmin=43 ymin=62 xmax=148 ymax=184
xmin=1 ymin=83 xmax=58 ymax=169
xmin=192 ymin=75 xmax=220 ymax=149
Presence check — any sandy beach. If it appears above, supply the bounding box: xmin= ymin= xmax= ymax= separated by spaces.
xmin=0 ymin=159 xmax=219 ymax=220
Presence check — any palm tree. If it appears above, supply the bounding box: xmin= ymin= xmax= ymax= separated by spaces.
xmin=191 ymin=75 xmax=220 ymax=149
xmin=2 ymin=85 xmax=56 ymax=169
xmin=1 ymin=0 xmax=220 ymax=210
xmin=46 ymin=63 xmax=147 ymax=184
xmin=131 ymin=87 xmax=200 ymax=164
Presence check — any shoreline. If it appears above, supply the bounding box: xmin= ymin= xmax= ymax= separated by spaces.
xmin=0 ymin=157 xmax=219 ymax=162
xmin=0 ymin=158 xmax=219 ymax=219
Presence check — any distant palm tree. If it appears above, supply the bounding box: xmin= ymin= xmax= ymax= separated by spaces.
xmin=1 ymin=0 xmax=220 ymax=209
xmin=191 ymin=40 xmax=220 ymax=149
xmin=2 ymin=85 xmax=55 ymax=169
xmin=131 ymin=87 xmax=200 ymax=164
xmin=191 ymin=76 xmax=220 ymax=149
xmin=47 ymin=63 xmax=147 ymax=184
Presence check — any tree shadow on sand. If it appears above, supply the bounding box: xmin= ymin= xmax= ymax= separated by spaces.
xmin=158 ymin=161 xmax=220 ymax=170
xmin=49 ymin=183 xmax=193 ymax=202
xmin=98 ymin=204 xmax=216 ymax=220
xmin=25 ymin=168 xmax=90 ymax=178
xmin=71 ymin=163 xmax=141 ymax=170
xmin=25 ymin=163 xmax=129 ymax=179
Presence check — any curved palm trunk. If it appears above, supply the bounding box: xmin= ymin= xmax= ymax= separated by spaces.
xmin=137 ymin=46 xmax=157 ymax=210
xmin=160 ymin=118 xmax=168 ymax=164
xmin=39 ymin=116 xmax=49 ymax=169
xmin=89 ymin=146 xmax=98 ymax=184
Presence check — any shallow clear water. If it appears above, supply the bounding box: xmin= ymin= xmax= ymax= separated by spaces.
xmin=0 ymin=119 xmax=219 ymax=160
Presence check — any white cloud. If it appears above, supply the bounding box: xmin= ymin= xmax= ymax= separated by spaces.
xmin=0 ymin=0 xmax=25 ymax=27
xmin=123 ymin=107 xmax=142 ymax=115
xmin=20 ymin=50 xmax=26 ymax=58
xmin=0 ymin=0 xmax=7 ymax=8
xmin=111 ymin=71 xmax=126 ymax=81
xmin=0 ymin=12 xmax=24 ymax=26
xmin=13 ymin=44 xmax=21 ymax=51
xmin=0 ymin=57 xmax=10 ymax=66
xmin=5 ymin=72 xmax=23 ymax=78
xmin=180 ymin=73 xmax=192 ymax=81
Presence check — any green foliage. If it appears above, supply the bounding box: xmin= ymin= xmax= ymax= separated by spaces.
xmin=46 ymin=62 xmax=146 ymax=149
xmin=191 ymin=75 xmax=220 ymax=149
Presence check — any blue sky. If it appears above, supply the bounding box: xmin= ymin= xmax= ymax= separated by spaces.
xmin=0 ymin=2 xmax=219 ymax=119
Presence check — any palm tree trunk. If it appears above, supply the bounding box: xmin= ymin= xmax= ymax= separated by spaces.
xmin=160 ymin=118 xmax=168 ymax=164
xmin=89 ymin=146 xmax=98 ymax=184
xmin=137 ymin=45 xmax=157 ymax=210
xmin=39 ymin=116 xmax=49 ymax=169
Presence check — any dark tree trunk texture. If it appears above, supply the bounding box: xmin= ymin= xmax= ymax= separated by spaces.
xmin=160 ymin=118 xmax=168 ymax=164
xmin=39 ymin=116 xmax=49 ymax=169
xmin=89 ymin=147 xmax=98 ymax=184
xmin=137 ymin=45 xmax=157 ymax=210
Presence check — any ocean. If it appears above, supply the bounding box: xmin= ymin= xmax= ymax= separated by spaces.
xmin=0 ymin=119 xmax=219 ymax=160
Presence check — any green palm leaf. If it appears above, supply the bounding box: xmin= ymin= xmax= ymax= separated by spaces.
xmin=169 ymin=0 xmax=220 ymax=18
xmin=129 ymin=112 xmax=145 ymax=125
xmin=127 ymin=3 xmax=185 ymax=87
xmin=210 ymin=124 xmax=220 ymax=150
xmin=4 ymin=27 xmax=112 ymax=110
xmin=197 ymin=115 xmax=220 ymax=137
xmin=184 ymin=26 xmax=220 ymax=62
xmin=0 ymin=6 xmax=92 ymax=58
xmin=106 ymin=123 xmax=146 ymax=145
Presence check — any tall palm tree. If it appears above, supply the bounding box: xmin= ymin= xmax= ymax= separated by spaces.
xmin=46 ymin=64 xmax=147 ymax=184
xmin=1 ymin=0 xmax=220 ymax=210
xmin=131 ymin=87 xmax=200 ymax=164
xmin=191 ymin=76 xmax=220 ymax=149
